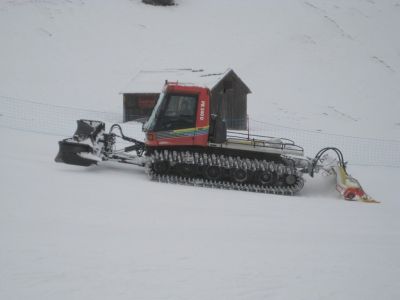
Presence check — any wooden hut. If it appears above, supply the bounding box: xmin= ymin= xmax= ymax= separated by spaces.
xmin=120 ymin=68 xmax=251 ymax=129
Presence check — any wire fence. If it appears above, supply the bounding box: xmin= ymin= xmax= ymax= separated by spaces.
xmin=0 ymin=95 xmax=122 ymax=136
xmin=1 ymin=95 xmax=399 ymax=167
xmin=245 ymin=119 xmax=400 ymax=167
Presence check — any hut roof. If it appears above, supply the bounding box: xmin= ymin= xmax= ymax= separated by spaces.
xmin=120 ymin=68 xmax=251 ymax=94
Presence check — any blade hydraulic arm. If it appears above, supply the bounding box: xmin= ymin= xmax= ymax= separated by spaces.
xmin=55 ymin=120 xmax=146 ymax=167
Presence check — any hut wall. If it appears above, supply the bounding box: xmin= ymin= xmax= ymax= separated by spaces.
xmin=210 ymin=72 xmax=248 ymax=130
xmin=225 ymin=91 xmax=247 ymax=130
xmin=123 ymin=93 xmax=159 ymax=122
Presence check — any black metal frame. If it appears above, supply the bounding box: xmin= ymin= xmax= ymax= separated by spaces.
xmin=226 ymin=130 xmax=304 ymax=154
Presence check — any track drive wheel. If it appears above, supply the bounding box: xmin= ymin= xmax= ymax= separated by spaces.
xmin=283 ymin=174 xmax=297 ymax=186
xmin=256 ymin=171 xmax=277 ymax=186
xmin=232 ymin=168 xmax=248 ymax=183
xmin=204 ymin=166 xmax=221 ymax=180
xmin=152 ymin=161 xmax=170 ymax=174
xmin=176 ymin=163 xmax=195 ymax=177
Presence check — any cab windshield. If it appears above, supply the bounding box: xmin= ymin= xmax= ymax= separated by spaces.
xmin=144 ymin=93 xmax=198 ymax=132
xmin=143 ymin=92 xmax=165 ymax=131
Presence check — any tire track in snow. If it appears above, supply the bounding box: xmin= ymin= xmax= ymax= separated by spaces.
xmin=371 ymin=56 xmax=396 ymax=73
xmin=304 ymin=1 xmax=327 ymax=13
xmin=303 ymin=1 xmax=354 ymax=40
xmin=323 ymin=15 xmax=354 ymax=40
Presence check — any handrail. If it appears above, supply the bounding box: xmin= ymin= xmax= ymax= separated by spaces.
xmin=226 ymin=134 xmax=304 ymax=154
xmin=227 ymin=130 xmax=296 ymax=145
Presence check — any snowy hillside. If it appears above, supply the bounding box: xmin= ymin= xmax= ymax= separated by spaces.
xmin=1 ymin=1 xmax=400 ymax=299
xmin=1 ymin=0 xmax=400 ymax=137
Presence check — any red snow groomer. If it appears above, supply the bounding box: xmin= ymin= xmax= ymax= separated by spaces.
xmin=55 ymin=83 xmax=377 ymax=203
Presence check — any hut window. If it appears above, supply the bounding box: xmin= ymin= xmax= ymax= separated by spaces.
xmin=138 ymin=96 xmax=156 ymax=109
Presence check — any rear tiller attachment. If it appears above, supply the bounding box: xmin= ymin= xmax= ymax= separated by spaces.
xmin=310 ymin=147 xmax=379 ymax=203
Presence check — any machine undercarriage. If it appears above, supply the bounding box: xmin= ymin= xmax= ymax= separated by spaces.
xmin=147 ymin=149 xmax=304 ymax=195
xmin=55 ymin=120 xmax=377 ymax=203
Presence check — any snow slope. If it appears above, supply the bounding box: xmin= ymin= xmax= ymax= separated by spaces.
xmin=1 ymin=127 xmax=399 ymax=300
xmin=0 ymin=0 xmax=399 ymax=138
xmin=1 ymin=1 xmax=400 ymax=299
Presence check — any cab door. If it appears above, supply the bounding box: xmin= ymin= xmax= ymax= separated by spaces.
xmin=153 ymin=94 xmax=198 ymax=146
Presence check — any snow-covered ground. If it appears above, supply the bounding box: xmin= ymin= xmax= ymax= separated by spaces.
xmin=1 ymin=0 xmax=400 ymax=299
xmin=1 ymin=126 xmax=399 ymax=300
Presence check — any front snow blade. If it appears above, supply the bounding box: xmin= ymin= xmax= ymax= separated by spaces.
xmin=55 ymin=120 xmax=106 ymax=167
xmin=55 ymin=139 xmax=98 ymax=167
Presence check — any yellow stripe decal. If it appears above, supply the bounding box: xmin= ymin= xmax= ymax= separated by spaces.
xmin=173 ymin=126 xmax=209 ymax=134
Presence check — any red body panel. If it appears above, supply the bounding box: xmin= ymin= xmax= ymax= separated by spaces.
xmin=145 ymin=83 xmax=210 ymax=148
xmin=193 ymin=86 xmax=210 ymax=146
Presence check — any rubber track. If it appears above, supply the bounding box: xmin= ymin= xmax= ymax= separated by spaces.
xmin=145 ymin=150 xmax=304 ymax=196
